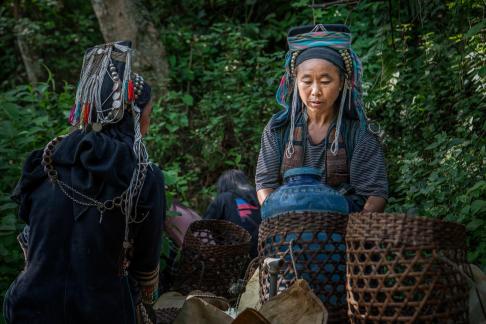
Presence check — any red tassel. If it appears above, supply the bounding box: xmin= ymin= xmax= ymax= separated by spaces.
xmin=128 ymin=80 xmax=134 ymax=102
xmin=83 ymin=102 xmax=90 ymax=124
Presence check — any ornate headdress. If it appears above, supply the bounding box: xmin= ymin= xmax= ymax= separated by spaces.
xmin=69 ymin=40 xmax=147 ymax=129
xmin=275 ymin=24 xmax=367 ymax=157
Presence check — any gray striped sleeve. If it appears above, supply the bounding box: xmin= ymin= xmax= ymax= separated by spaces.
xmin=350 ymin=128 xmax=389 ymax=199
xmin=255 ymin=121 xmax=281 ymax=191
xmin=256 ymin=119 xmax=389 ymax=200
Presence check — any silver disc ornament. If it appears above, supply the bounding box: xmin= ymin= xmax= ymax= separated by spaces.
xmin=92 ymin=123 xmax=103 ymax=132
xmin=112 ymin=82 xmax=120 ymax=92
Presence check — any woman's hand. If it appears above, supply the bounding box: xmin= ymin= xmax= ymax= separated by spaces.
xmin=362 ymin=196 xmax=386 ymax=213
xmin=257 ymin=188 xmax=274 ymax=206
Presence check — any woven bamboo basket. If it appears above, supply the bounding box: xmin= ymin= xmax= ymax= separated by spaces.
xmin=155 ymin=307 xmax=180 ymax=324
xmin=346 ymin=213 xmax=468 ymax=323
xmin=174 ymin=220 xmax=251 ymax=299
xmin=258 ymin=211 xmax=349 ymax=323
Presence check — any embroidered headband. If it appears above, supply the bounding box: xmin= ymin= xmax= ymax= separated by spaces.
xmin=293 ymin=46 xmax=346 ymax=76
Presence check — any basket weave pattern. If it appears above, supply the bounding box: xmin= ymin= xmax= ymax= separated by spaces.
xmin=346 ymin=213 xmax=468 ymax=323
xmin=258 ymin=212 xmax=349 ymax=323
xmin=175 ymin=220 xmax=251 ymax=299
xmin=155 ymin=307 xmax=180 ymax=324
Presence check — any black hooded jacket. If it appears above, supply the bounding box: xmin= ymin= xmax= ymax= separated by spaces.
xmin=3 ymin=117 xmax=165 ymax=324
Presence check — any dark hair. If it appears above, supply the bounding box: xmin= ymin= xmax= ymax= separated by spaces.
xmin=216 ymin=169 xmax=257 ymax=204
xmin=135 ymin=82 xmax=151 ymax=110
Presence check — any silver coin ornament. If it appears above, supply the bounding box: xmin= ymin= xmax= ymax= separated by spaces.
xmin=112 ymin=92 xmax=121 ymax=100
xmin=113 ymin=100 xmax=122 ymax=109
xmin=92 ymin=123 xmax=103 ymax=132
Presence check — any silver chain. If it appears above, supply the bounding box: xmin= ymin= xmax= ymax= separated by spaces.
xmin=42 ymin=136 xmax=145 ymax=224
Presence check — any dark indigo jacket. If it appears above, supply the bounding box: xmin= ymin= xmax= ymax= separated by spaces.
xmin=3 ymin=123 xmax=165 ymax=324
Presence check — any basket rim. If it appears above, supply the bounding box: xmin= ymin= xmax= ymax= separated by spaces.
xmin=185 ymin=219 xmax=252 ymax=247
xmin=348 ymin=212 xmax=466 ymax=229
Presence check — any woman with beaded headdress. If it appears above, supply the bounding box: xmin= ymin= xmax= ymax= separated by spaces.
xmin=4 ymin=41 xmax=164 ymax=324
xmin=256 ymin=24 xmax=388 ymax=212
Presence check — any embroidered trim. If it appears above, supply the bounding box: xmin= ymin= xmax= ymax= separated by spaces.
xmin=132 ymin=264 xmax=160 ymax=304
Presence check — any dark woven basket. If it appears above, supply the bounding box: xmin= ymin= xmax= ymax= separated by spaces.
xmin=173 ymin=220 xmax=251 ymax=299
xmin=155 ymin=307 xmax=180 ymax=324
xmin=346 ymin=213 xmax=469 ymax=323
xmin=258 ymin=211 xmax=349 ymax=323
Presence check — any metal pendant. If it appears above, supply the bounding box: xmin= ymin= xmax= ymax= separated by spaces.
xmin=92 ymin=123 xmax=102 ymax=132
xmin=112 ymin=91 xmax=121 ymax=100
xmin=113 ymin=100 xmax=121 ymax=109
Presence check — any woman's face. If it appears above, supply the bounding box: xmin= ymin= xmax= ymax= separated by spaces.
xmin=296 ymin=58 xmax=342 ymax=115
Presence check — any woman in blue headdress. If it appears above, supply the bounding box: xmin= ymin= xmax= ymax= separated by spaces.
xmin=255 ymin=24 xmax=388 ymax=212
xmin=4 ymin=41 xmax=164 ymax=324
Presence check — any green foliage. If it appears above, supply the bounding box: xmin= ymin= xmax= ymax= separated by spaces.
xmin=0 ymin=80 xmax=72 ymax=301
xmin=146 ymin=21 xmax=284 ymax=208
xmin=357 ymin=0 xmax=486 ymax=265
xmin=0 ymin=0 xmax=102 ymax=89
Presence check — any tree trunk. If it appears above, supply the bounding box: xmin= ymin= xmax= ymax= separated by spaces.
xmin=91 ymin=0 xmax=168 ymax=97
xmin=12 ymin=1 xmax=45 ymax=84
xmin=16 ymin=36 xmax=44 ymax=85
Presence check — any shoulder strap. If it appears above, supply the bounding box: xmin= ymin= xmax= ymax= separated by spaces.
xmin=326 ymin=126 xmax=348 ymax=187
xmin=278 ymin=112 xmax=306 ymax=180
xmin=342 ymin=118 xmax=359 ymax=165
xmin=325 ymin=118 xmax=360 ymax=188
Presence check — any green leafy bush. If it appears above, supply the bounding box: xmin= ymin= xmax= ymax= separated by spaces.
xmin=0 ymin=80 xmax=71 ymax=301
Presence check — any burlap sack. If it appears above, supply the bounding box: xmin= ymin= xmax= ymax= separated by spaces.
xmin=173 ymin=296 xmax=233 ymax=324
xmin=259 ymin=279 xmax=328 ymax=324
xmin=233 ymin=308 xmax=270 ymax=324
xmin=237 ymin=267 xmax=261 ymax=313
xmin=468 ymin=264 xmax=486 ymax=324
xmin=154 ymin=291 xmax=186 ymax=310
